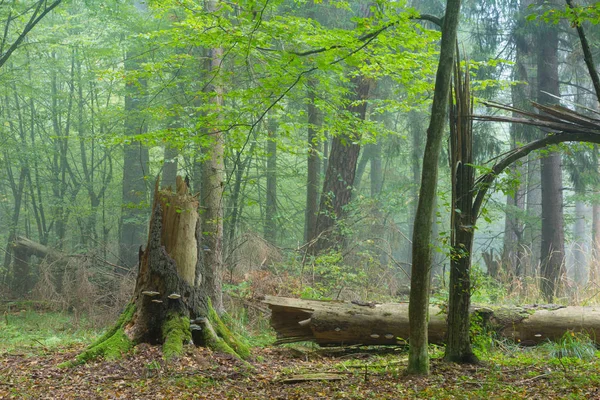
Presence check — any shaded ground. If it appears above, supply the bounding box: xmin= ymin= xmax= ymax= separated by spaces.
xmin=2 ymin=343 xmax=600 ymax=399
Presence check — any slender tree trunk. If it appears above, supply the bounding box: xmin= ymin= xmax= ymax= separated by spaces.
xmin=5 ymin=167 xmax=28 ymax=295
xmin=353 ymin=146 xmax=371 ymax=192
xmin=25 ymin=51 xmax=48 ymax=245
xmin=537 ymin=17 xmax=564 ymax=301
xmin=49 ymin=52 xmax=74 ymax=250
xmin=573 ymin=200 xmax=587 ymax=286
xmin=118 ymin=0 xmax=151 ymax=270
xmin=370 ymin=141 xmax=383 ymax=197
xmin=305 ymin=79 xmax=321 ymax=244
xmin=408 ymin=110 xmax=423 ymax=264
xmin=322 ymin=131 xmax=329 ymax=176
xmin=525 ymin=154 xmax=542 ymax=276
xmin=591 ymin=200 xmax=600 ymax=284
xmin=201 ymin=0 xmax=225 ymax=314
xmin=502 ymin=0 xmax=534 ymax=282
xmin=408 ymin=0 xmax=461 ymax=375
xmin=226 ymin=144 xmax=255 ymax=249
xmin=265 ymin=119 xmax=278 ymax=244
xmin=119 ymin=47 xmax=149 ymax=270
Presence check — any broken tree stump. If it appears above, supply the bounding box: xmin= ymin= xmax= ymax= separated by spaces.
xmin=263 ymin=296 xmax=600 ymax=346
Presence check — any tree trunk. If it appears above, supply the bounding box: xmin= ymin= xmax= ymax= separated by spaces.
xmin=353 ymin=145 xmax=371 ymax=193
xmin=264 ymin=296 xmax=600 ymax=347
xmin=370 ymin=140 xmax=383 ymax=197
xmin=119 ymin=42 xmax=149 ymax=270
xmin=525 ymin=154 xmax=542 ymax=276
xmin=408 ymin=110 xmax=423 ymax=264
xmin=591 ymin=199 xmax=600 ymax=284
xmin=4 ymin=167 xmax=27 ymax=294
xmin=226 ymin=145 xmax=255 ymax=252
xmin=265 ymin=118 xmax=278 ymax=244
xmin=537 ymin=9 xmax=565 ymax=302
xmin=10 ymin=235 xmax=60 ymax=296
xmin=408 ymin=0 xmax=461 ymax=375
xmin=540 ymin=151 xmax=565 ymax=301
xmin=201 ymin=0 xmax=225 ymax=314
xmin=445 ymin=60 xmax=477 ymax=364
xmin=64 ymin=177 xmax=249 ymax=366
xmin=310 ymin=74 xmax=373 ymax=254
xmin=305 ymin=79 xmax=321 ymax=244
xmin=573 ymin=200 xmax=587 ymax=287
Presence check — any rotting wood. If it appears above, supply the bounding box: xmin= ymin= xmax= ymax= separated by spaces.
xmin=281 ymin=373 xmax=345 ymax=383
xmin=264 ymin=296 xmax=600 ymax=346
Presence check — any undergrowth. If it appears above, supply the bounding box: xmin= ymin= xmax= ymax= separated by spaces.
xmin=0 ymin=306 xmax=99 ymax=354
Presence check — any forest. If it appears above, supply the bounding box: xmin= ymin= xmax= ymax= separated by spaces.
xmin=3 ymin=0 xmax=600 ymax=398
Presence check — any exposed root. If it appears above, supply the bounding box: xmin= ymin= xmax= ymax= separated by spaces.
xmin=162 ymin=312 xmax=191 ymax=360
xmin=60 ymin=303 xmax=136 ymax=368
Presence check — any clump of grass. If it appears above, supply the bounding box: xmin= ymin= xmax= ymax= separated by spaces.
xmin=542 ymin=331 xmax=596 ymax=360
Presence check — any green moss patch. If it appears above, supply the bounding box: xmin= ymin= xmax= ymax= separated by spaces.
xmin=59 ymin=303 xmax=136 ymax=368
xmin=207 ymin=301 xmax=251 ymax=360
xmin=162 ymin=313 xmax=191 ymax=360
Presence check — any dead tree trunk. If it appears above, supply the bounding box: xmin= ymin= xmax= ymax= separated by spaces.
xmin=9 ymin=236 xmax=61 ymax=296
xmin=63 ymin=177 xmax=249 ymax=367
xmin=445 ymin=59 xmax=477 ymax=363
xmin=264 ymin=296 xmax=600 ymax=346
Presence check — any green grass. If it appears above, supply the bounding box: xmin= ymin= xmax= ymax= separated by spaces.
xmin=4 ymin=306 xmax=600 ymax=399
xmin=0 ymin=308 xmax=99 ymax=354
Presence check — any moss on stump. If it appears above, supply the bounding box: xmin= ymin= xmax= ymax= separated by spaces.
xmin=162 ymin=312 xmax=192 ymax=360
xmin=59 ymin=303 xmax=135 ymax=368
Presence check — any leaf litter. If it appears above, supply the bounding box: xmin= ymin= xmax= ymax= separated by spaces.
xmin=1 ymin=344 xmax=600 ymax=399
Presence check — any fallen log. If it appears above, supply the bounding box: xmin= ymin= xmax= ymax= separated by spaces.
xmin=263 ymin=296 xmax=600 ymax=346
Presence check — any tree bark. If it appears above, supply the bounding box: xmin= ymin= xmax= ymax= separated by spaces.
xmin=264 ymin=296 xmax=600 ymax=346
xmin=537 ymin=6 xmax=565 ymax=302
xmin=200 ymin=0 xmax=225 ymax=314
xmin=408 ymin=111 xmax=423 ymax=264
xmin=445 ymin=60 xmax=477 ymax=364
xmin=573 ymin=200 xmax=587 ymax=286
xmin=408 ymin=0 xmax=461 ymax=375
xmin=305 ymin=79 xmax=321 ymax=245
xmin=525 ymin=154 xmax=542 ymax=275
xmin=265 ymin=118 xmax=278 ymax=244
xmin=310 ymin=74 xmax=373 ymax=254
xmin=591 ymin=200 xmax=600 ymax=285
xmin=502 ymin=5 xmax=533 ymax=278
xmin=119 ymin=35 xmax=149 ymax=270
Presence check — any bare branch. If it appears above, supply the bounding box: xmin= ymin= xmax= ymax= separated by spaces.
xmin=566 ymin=0 xmax=600 ymax=104
xmin=0 ymin=0 xmax=63 ymax=69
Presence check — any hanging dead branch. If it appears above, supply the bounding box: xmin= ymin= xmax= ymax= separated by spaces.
xmin=471 ymin=102 xmax=600 ymax=218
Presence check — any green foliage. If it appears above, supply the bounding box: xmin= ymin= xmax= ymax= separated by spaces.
xmin=301 ymin=250 xmax=367 ymax=300
xmin=470 ymin=265 xmax=508 ymax=304
xmin=470 ymin=312 xmax=494 ymax=357
xmin=527 ymin=2 xmax=600 ymax=26
xmin=205 ymin=299 xmax=251 ymax=361
xmin=542 ymin=331 xmax=597 ymax=361
xmin=0 ymin=309 xmax=99 ymax=355
xmin=222 ymin=295 xmax=275 ymax=348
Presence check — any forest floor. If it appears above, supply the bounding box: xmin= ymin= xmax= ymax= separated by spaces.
xmin=2 ymin=308 xmax=600 ymax=399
